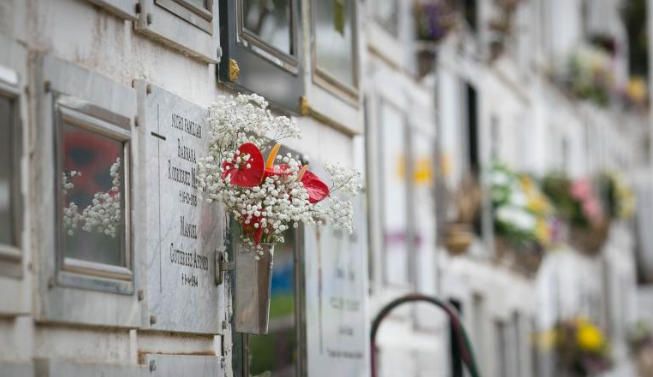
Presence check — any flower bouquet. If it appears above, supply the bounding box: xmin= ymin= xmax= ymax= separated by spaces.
xmin=550 ymin=317 xmax=612 ymax=377
xmin=198 ymin=94 xmax=360 ymax=333
xmin=554 ymin=44 xmax=615 ymax=107
xmin=490 ymin=163 xmax=553 ymax=274
xmin=542 ymin=174 xmax=608 ymax=255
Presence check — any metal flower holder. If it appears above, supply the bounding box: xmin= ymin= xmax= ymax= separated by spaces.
xmin=233 ymin=242 xmax=275 ymax=335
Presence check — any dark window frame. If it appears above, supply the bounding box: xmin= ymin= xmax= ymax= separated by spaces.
xmin=219 ymin=0 xmax=304 ymax=114
xmin=53 ymin=94 xmax=134 ymax=295
xmin=310 ymin=0 xmax=360 ymax=104
xmin=0 ymin=79 xmax=23 ymax=276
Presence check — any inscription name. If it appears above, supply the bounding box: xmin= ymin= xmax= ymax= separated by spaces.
xmin=171 ymin=113 xmax=202 ymax=138
xmin=169 ymin=242 xmax=209 ymax=271
xmin=178 ymin=138 xmax=197 ymax=163
xmin=180 ymin=216 xmax=198 ymax=239
xmin=168 ymin=159 xmax=199 ymax=188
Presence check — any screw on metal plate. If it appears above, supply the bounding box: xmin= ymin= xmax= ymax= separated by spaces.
xmin=146 ymin=84 xmax=152 ymax=95
xmin=137 ymin=289 xmax=144 ymax=301
xmin=149 ymin=360 xmax=156 ymax=372
xmin=149 ymin=315 xmax=157 ymax=325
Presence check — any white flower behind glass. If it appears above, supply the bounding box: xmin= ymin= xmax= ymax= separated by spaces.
xmin=63 ymin=158 xmax=122 ymax=238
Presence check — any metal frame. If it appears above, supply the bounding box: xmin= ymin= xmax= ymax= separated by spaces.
xmin=309 ymin=0 xmax=360 ymax=104
xmin=0 ymin=76 xmax=23 ymax=277
xmin=218 ymin=0 xmax=304 ymax=114
xmin=155 ymin=0 xmax=213 ymax=33
xmin=236 ymin=0 xmax=300 ymax=74
xmin=53 ymin=94 xmax=134 ymax=294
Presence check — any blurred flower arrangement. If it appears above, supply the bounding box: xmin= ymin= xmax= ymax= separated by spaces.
xmin=544 ymin=317 xmax=612 ymax=376
xmin=487 ymin=0 xmax=521 ymax=60
xmin=620 ymin=76 xmax=648 ymax=111
xmin=628 ymin=321 xmax=653 ymax=354
xmin=598 ymin=171 xmax=636 ymax=220
xmin=413 ymin=0 xmax=457 ymax=77
xmin=558 ymin=44 xmax=615 ymax=107
xmin=628 ymin=321 xmax=653 ymax=377
xmin=490 ymin=163 xmax=553 ymax=247
xmin=490 ymin=163 xmax=553 ymax=273
xmin=542 ymin=174 xmax=608 ymax=254
xmin=414 ymin=0 xmax=457 ymax=42
xmin=197 ymin=94 xmax=361 ymax=258
xmin=541 ymin=174 xmax=605 ymax=228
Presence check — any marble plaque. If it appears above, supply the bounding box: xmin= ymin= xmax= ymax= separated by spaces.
xmin=145 ymin=354 xmax=223 ymax=377
xmin=136 ymin=82 xmax=224 ymax=334
xmin=304 ymin=197 xmax=368 ymax=377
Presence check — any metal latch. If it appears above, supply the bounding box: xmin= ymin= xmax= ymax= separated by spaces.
xmin=215 ymin=248 xmax=234 ymax=285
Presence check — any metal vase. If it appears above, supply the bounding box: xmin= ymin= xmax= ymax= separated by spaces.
xmin=234 ymin=242 xmax=274 ymax=334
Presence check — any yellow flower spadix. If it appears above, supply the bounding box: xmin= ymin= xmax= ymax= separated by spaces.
xmin=266 ymin=143 xmax=281 ymax=169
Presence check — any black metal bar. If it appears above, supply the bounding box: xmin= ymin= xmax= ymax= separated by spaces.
xmin=370 ymin=293 xmax=481 ymax=377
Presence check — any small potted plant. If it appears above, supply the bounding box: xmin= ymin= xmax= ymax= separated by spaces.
xmin=198 ymin=94 xmax=361 ymax=334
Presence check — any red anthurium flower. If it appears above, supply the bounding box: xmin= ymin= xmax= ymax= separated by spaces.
xmin=222 ymin=143 xmax=265 ymax=187
xmin=242 ymin=216 xmax=264 ymax=245
xmin=301 ymin=170 xmax=330 ymax=204
xmin=264 ymin=163 xmax=292 ymax=179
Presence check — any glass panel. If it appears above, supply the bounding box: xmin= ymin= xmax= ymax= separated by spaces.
xmin=249 ymin=230 xmax=297 ymax=376
xmin=0 ymin=96 xmax=14 ymax=246
xmin=243 ymin=0 xmax=293 ymax=56
xmin=373 ymin=0 xmax=398 ymax=36
xmin=380 ymin=104 xmax=408 ymax=285
xmin=61 ymin=123 xmax=125 ymax=266
xmin=314 ymin=0 xmax=356 ymax=88
xmin=182 ymin=0 xmax=208 ymax=10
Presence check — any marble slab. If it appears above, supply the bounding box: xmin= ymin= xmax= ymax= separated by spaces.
xmin=136 ymin=81 xmax=224 ymax=334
